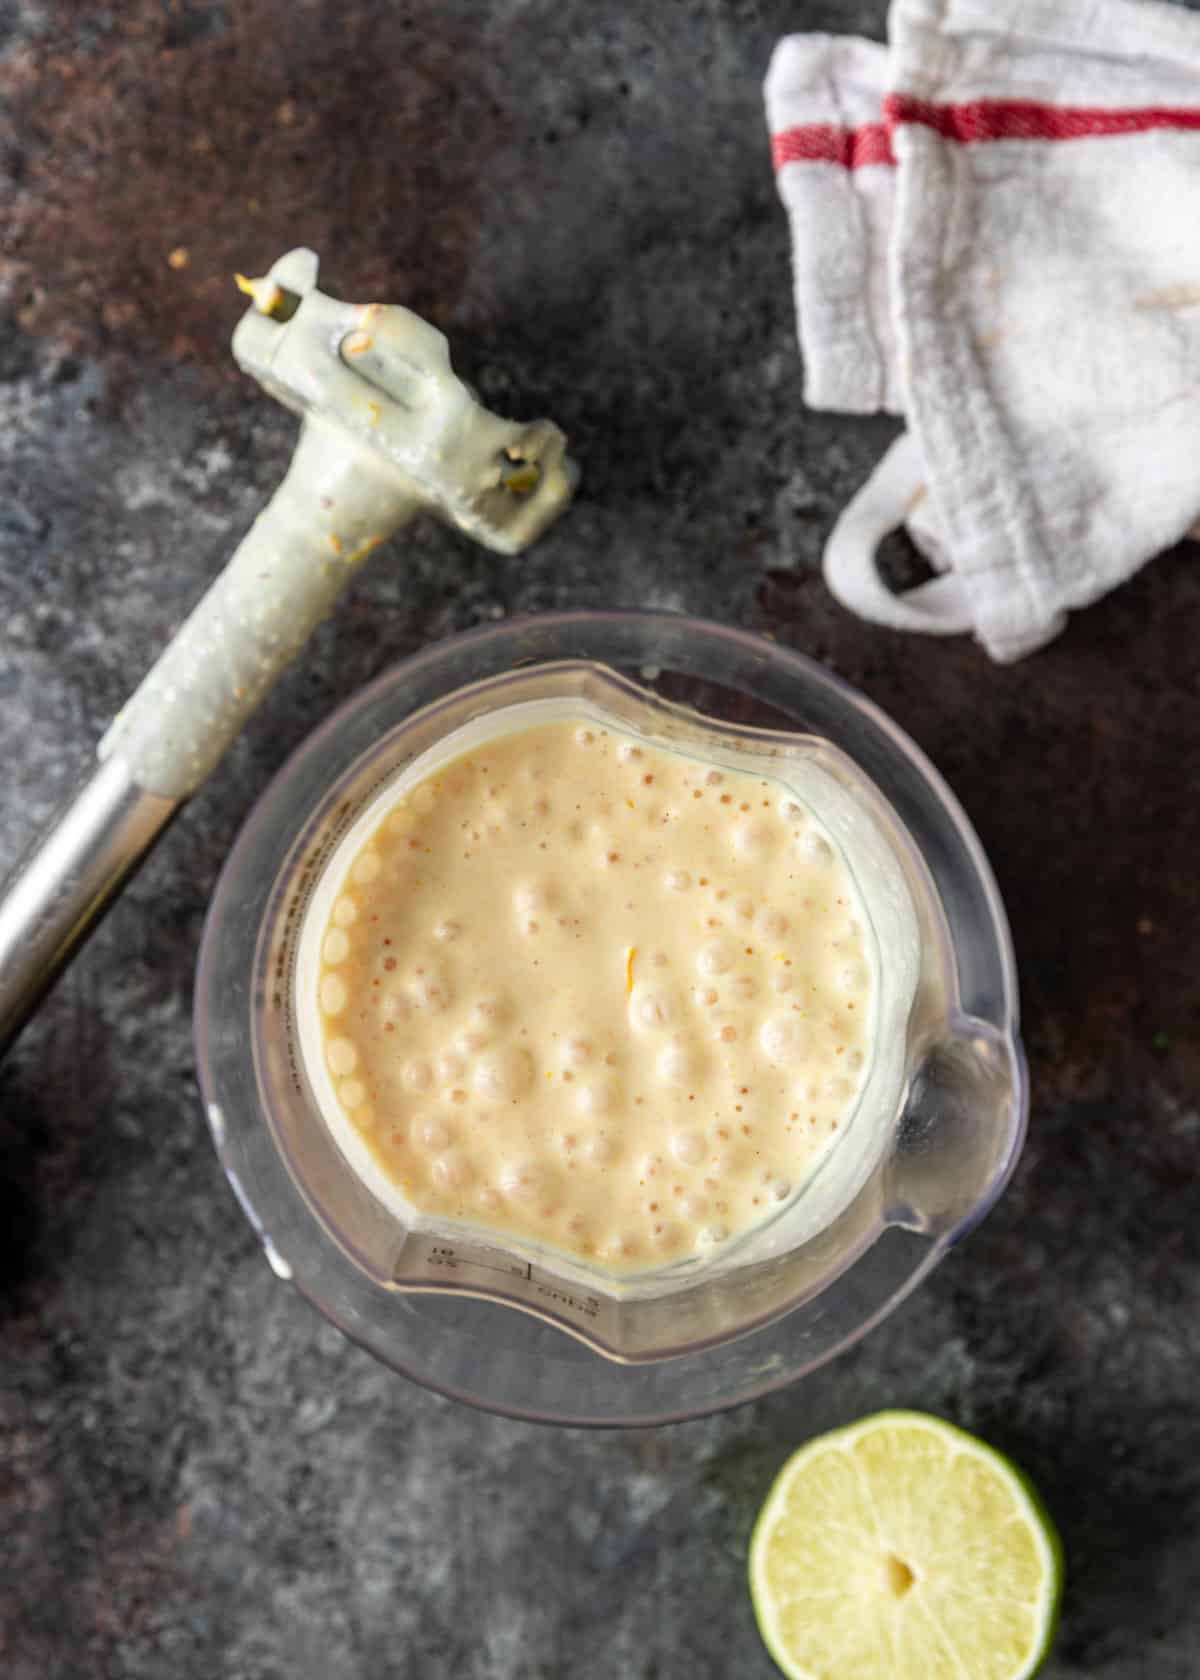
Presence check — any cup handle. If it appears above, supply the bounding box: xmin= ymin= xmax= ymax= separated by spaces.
xmin=884 ymin=1016 xmax=1027 ymax=1239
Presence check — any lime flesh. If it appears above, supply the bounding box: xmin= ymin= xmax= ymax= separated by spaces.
xmin=749 ymin=1411 xmax=1062 ymax=1680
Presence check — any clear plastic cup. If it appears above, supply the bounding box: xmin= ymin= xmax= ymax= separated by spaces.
xmin=196 ymin=612 xmax=1027 ymax=1425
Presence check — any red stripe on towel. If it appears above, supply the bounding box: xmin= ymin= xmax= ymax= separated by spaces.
xmin=773 ymin=96 xmax=1200 ymax=172
xmin=771 ymin=120 xmax=895 ymax=170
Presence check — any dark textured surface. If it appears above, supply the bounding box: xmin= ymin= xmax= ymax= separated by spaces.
xmin=2 ymin=2 xmax=1199 ymax=1676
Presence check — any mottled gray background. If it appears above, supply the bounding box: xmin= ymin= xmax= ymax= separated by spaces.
xmin=2 ymin=2 xmax=1199 ymax=1676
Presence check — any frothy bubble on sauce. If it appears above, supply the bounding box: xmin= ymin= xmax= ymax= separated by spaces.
xmin=308 ymin=716 xmax=880 ymax=1277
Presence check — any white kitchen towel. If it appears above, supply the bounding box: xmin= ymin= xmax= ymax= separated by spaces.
xmin=767 ymin=0 xmax=1200 ymax=661
xmin=767 ymin=35 xmax=902 ymax=417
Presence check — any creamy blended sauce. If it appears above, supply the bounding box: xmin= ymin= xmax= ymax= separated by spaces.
xmin=310 ymin=719 xmax=877 ymax=1274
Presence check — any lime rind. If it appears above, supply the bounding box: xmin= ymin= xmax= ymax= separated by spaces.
xmin=748 ymin=1410 xmax=1063 ymax=1680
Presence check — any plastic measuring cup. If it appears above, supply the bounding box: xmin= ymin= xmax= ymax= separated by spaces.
xmin=196 ymin=612 xmax=1026 ymax=1425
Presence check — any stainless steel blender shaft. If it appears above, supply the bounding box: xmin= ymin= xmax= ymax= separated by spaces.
xmin=0 ymin=760 xmax=179 ymax=1055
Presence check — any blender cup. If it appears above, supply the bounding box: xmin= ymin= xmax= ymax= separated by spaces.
xmin=196 ymin=612 xmax=1026 ymax=1425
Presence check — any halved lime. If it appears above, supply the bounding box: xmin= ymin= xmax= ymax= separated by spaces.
xmin=749 ymin=1411 xmax=1062 ymax=1680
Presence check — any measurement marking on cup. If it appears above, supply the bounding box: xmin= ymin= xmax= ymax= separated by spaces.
xmin=415 ymin=1248 xmax=604 ymax=1321
xmin=530 ymin=1278 xmax=602 ymax=1319
xmin=424 ymin=1244 xmax=532 ymax=1281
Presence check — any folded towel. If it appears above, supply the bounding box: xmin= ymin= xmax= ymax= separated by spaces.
xmin=767 ymin=0 xmax=1200 ymax=661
